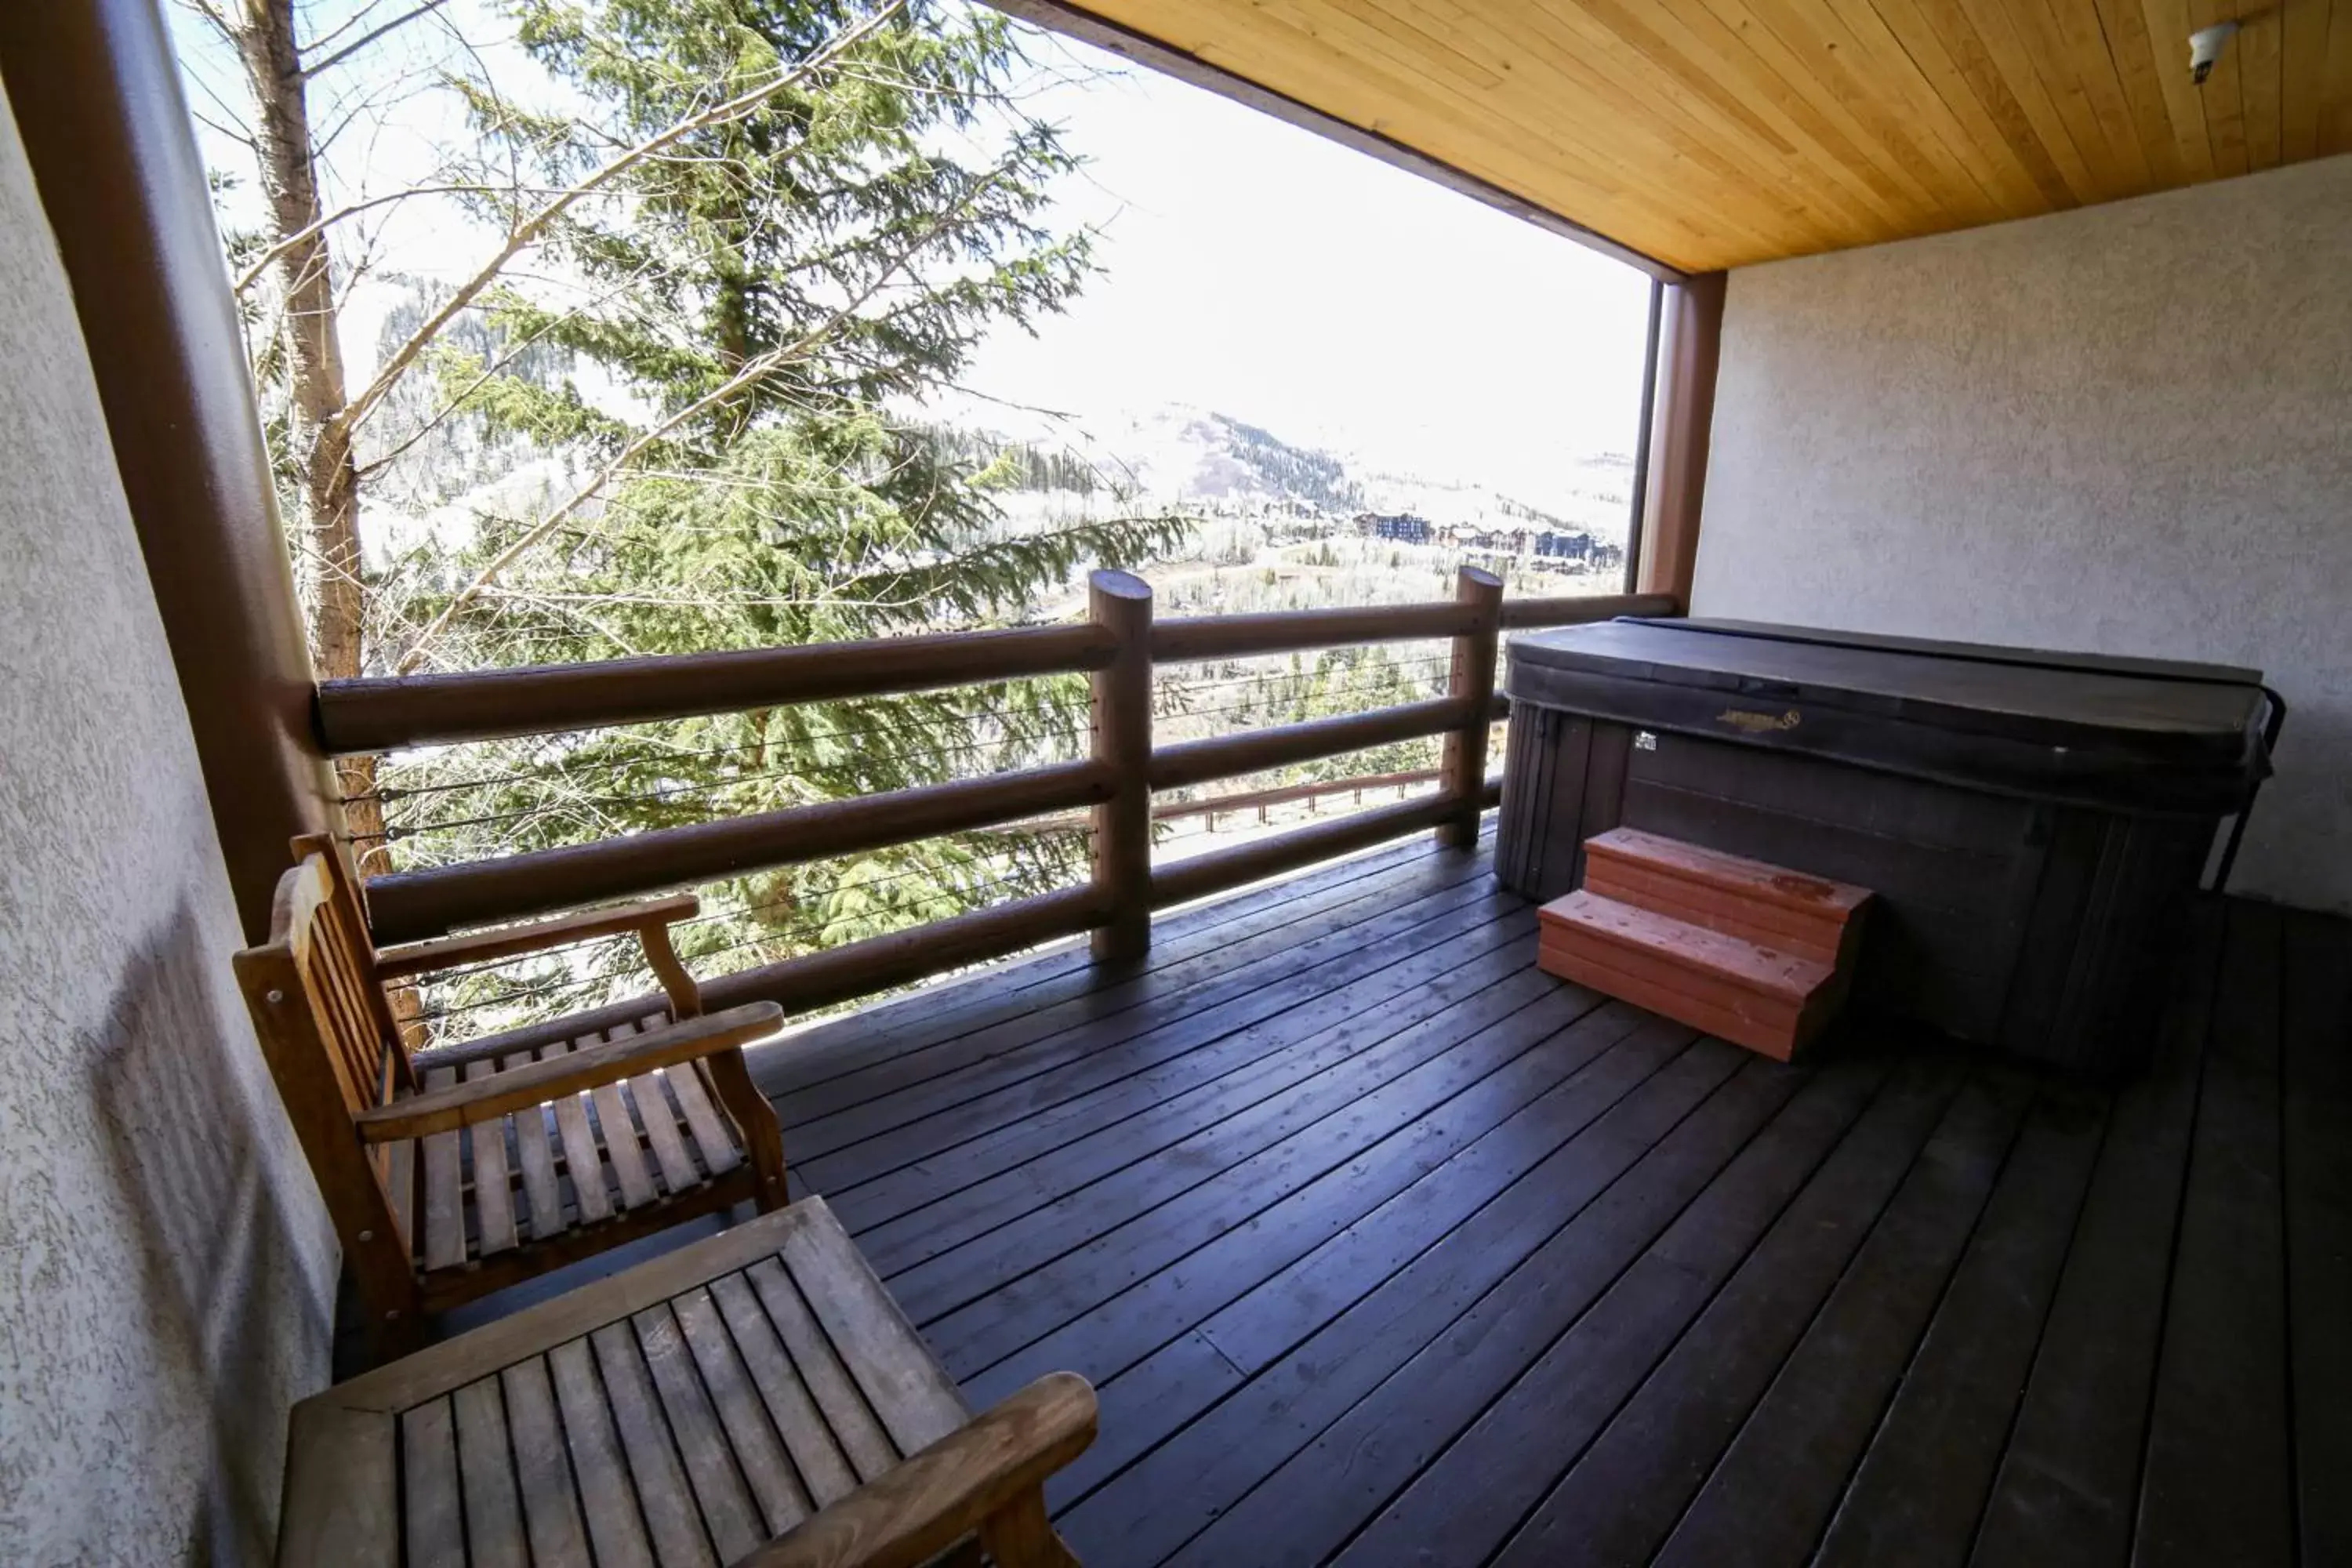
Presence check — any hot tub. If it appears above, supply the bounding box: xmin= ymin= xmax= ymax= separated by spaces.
xmin=1497 ymin=619 xmax=2279 ymax=1073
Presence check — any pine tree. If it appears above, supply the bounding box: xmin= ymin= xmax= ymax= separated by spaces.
xmin=361 ymin=1 xmax=1190 ymax=1032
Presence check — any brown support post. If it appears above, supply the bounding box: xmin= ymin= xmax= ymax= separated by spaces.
xmin=1436 ymin=567 xmax=1504 ymax=850
xmin=1636 ymin=270 xmax=1726 ymax=608
xmin=1087 ymin=570 xmax=1153 ymax=962
xmin=0 ymin=0 xmax=335 ymax=942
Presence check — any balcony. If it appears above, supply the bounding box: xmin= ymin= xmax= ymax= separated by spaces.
xmin=9 ymin=0 xmax=2352 ymax=1563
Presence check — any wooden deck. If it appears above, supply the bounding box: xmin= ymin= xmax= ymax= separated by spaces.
xmin=442 ymin=824 xmax=2350 ymax=1566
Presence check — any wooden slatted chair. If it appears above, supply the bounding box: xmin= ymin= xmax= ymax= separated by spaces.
xmin=234 ymin=833 xmax=788 ymax=1361
xmin=278 ymin=1200 xmax=1095 ymax=1567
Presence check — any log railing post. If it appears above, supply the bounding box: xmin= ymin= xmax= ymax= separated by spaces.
xmin=1087 ymin=570 xmax=1154 ymax=961
xmin=1437 ymin=566 xmax=1504 ymax=849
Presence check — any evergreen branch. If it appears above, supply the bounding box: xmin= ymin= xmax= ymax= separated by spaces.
xmin=393 ymin=158 xmax=1020 ymax=673
xmin=344 ymin=0 xmax=908 ymax=438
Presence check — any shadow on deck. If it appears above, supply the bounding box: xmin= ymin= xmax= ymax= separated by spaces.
xmin=463 ymin=825 xmax=2352 ymax=1566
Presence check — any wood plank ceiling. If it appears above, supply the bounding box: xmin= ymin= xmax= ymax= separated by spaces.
xmin=1033 ymin=0 xmax=2352 ymax=274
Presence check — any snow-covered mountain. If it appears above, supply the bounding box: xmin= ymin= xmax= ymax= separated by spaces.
xmin=951 ymin=399 xmax=1634 ymax=543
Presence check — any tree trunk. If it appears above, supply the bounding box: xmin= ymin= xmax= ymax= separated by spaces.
xmin=232 ymin=0 xmax=389 ymax=866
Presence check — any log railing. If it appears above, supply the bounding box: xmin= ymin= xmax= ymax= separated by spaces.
xmin=318 ymin=572 xmax=1674 ymax=1035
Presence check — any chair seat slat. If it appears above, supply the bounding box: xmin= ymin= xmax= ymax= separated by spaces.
xmin=539 ymin=1040 xmax=615 ymax=1225
xmin=587 ymin=1028 xmax=659 ymax=1210
xmin=464 ymin=1059 xmax=520 ymax=1257
xmin=420 ymin=1066 xmax=467 ymax=1272
xmin=505 ymin=1049 xmax=566 ymax=1242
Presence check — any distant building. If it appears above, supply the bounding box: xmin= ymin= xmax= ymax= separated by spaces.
xmin=1534 ymin=529 xmax=1596 ymax=561
xmin=1353 ymin=511 xmax=1434 ymax=545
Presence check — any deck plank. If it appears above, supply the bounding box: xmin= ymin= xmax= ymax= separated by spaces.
xmin=833 ymin=917 xmax=1539 ymax=1247
xmin=757 ymin=830 xmax=1480 ymax=1096
xmin=898 ymin=970 xmax=1606 ymax=1348
xmin=790 ymin=881 xmax=1520 ymax=1178
xmin=769 ymin=847 xmax=1500 ymax=1138
xmin=968 ymin=1004 xmax=1695 ymax=1406
xmin=1809 ymin=1081 xmax=2110 ymax=1568
xmin=1970 ymin=903 xmax=2223 ymax=1566
xmin=1649 ymin=1065 xmax=2035 ymax=1566
xmin=1335 ymin=1048 xmax=1900 ymax=1567
xmin=1057 ymin=1037 xmax=1775 ymax=1566
xmin=927 ymin=978 xmax=1625 ymax=1385
xmin=2281 ymin=907 xmax=2352 ymax=1568
xmin=1481 ymin=1051 xmax=1973 ymax=1566
xmin=2132 ymin=902 xmax=2294 ymax=1567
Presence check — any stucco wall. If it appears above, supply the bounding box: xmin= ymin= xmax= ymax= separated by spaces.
xmin=0 ymin=85 xmax=338 ymax=1564
xmin=1690 ymin=154 xmax=2352 ymax=913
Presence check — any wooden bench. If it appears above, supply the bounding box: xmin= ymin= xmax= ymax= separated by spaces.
xmin=234 ymin=833 xmax=789 ymax=1361
xmin=277 ymin=1197 xmax=1095 ymax=1566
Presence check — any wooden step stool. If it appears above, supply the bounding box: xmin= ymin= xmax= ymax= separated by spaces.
xmin=1539 ymin=829 xmax=1871 ymax=1061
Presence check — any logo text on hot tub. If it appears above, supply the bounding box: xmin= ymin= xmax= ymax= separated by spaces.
xmin=1716 ymin=707 xmax=1802 ymax=735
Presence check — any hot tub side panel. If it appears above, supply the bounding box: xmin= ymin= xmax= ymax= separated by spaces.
xmin=1497 ymin=713 xmax=2206 ymax=1072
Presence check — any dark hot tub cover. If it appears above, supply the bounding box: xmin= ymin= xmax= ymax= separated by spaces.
xmin=1503 ymin=618 xmax=2273 ymax=816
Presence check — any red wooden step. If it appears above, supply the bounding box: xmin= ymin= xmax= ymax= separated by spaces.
xmin=1537 ymin=890 xmax=1845 ymax=1062
xmin=1583 ymin=827 xmax=1871 ymax=965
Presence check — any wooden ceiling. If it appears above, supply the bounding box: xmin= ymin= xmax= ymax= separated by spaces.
xmin=1008 ymin=0 xmax=2352 ymax=275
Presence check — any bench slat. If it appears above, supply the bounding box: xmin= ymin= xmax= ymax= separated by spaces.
xmin=502 ymin=1357 xmax=593 ymax=1568
xmin=547 ymin=1339 xmax=658 ymax=1568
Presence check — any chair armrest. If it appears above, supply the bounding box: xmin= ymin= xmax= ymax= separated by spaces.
xmin=353 ymin=1002 xmax=782 ymax=1142
xmin=372 ymin=894 xmax=700 ymax=982
xmin=731 ymin=1373 xmax=1097 ymax=1568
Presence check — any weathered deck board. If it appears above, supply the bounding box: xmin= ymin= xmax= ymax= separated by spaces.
xmin=430 ymin=826 xmax=2350 ymax=1566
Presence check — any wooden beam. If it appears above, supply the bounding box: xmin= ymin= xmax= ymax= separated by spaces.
xmin=1636 ymin=272 xmax=1725 ymax=608
xmin=365 ymin=761 xmax=1114 ymax=942
xmin=316 ymin=623 xmax=1116 ymax=754
xmin=1087 ymin=570 xmax=1153 ymax=962
xmin=983 ymin=0 xmax=1686 ymax=284
xmin=1436 ymin=567 xmax=1504 ymax=848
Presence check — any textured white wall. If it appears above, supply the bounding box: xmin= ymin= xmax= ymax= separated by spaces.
xmin=1693 ymin=155 xmax=2352 ymax=913
xmin=0 ymin=86 xmax=337 ymax=1563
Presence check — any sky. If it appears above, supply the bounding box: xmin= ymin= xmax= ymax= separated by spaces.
xmin=173 ymin=2 xmax=1656 ymax=506
xmin=953 ymin=26 xmax=1656 ymax=492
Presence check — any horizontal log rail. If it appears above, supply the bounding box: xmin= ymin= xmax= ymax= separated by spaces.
xmin=1146 ymin=696 xmax=1466 ymax=793
xmin=366 ymin=760 xmax=1112 ymax=945
xmin=1158 ymin=767 xmax=1441 ymax=822
xmin=315 ymin=622 xmax=1116 ymax=756
xmin=346 ymin=572 xmax=1676 ymax=1041
xmin=1150 ymin=793 xmax=1456 ymax=908
xmin=1150 ymin=600 xmax=1481 ymax=663
xmin=412 ymin=887 xmax=1109 ymax=1071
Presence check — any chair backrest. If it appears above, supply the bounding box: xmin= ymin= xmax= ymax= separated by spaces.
xmin=234 ymin=844 xmax=416 ymax=1292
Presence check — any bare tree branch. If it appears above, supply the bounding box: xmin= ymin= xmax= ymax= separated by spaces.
xmin=232 ymin=182 xmax=568 ymax=295
xmin=299 ymin=0 xmax=448 ymax=80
